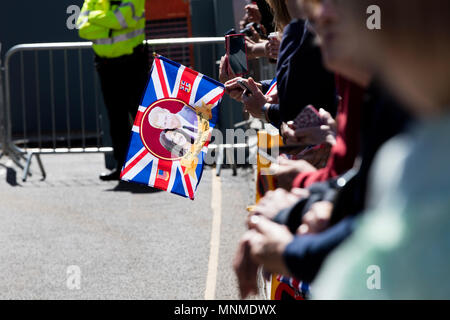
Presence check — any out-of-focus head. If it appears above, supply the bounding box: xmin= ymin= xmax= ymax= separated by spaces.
xmin=302 ymin=0 xmax=371 ymax=85
xmin=337 ymin=0 xmax=450 ymax=116
xmin=285 ymin=0 xmax=306 ymax=20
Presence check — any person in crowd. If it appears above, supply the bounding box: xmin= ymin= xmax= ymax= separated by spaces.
xmin=229 ymin=0 xmax=363 ymax=186
xmin=222 ymin=1 xmax=282 ymax=74
xmin=224 ymin=0 xmax=337 ymax=129
xmin=77 ymin=0 xmax=149 ymax=181
xmin=312 ymin=0 xmax=450 ymax=299
xmin=233 ymin=0 xmax=415 ymax=298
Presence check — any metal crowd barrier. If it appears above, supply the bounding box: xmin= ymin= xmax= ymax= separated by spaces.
xmin=0 ymin=37 xmax=276 ymax=182
xmin=0 ymin=37 xmax=228 ymax=181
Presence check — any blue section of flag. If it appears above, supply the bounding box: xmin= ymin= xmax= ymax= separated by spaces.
xmin=124 ymin=132 xmax=143 ymax=165
xmin=269 ymin=77 xmax=277 ymax=87
xmin=141 ymin=67 xmax=158 ymax=107
xmin=194 ymin=77 xmax=214 ymax=102
xmin=195 ymin=77 xmax=221 ymax=128
xmin=134 ymin=160 xmax=153 ymax=184
xmin=171 ymin=168 xmax=186 ymax=197
xmin=162 ymin=58 xmax=179 ymax=95
xmin=210 ymin=107 xmax=219 ymax=129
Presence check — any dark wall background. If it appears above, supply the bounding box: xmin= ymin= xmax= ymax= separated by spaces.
xmin=0 ymin=0 xmax=85 ymax=55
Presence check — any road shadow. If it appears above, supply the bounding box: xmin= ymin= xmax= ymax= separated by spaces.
xmin=105 ymin=180 xmax=163 ymax=194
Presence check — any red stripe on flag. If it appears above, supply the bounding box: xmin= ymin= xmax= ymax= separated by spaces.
xmin=120 ymin=149 xmax=149 ymax=178
xmin=206 ymin=92 xmax=223 ymax=106
xmin=183 ymin=169 xmax=195 ymax=200
xmin=154 ymin=159 xmax=172 ymax=191
xmin=155 ymin=58 xmax=170 ymax=97
xmin=176 ymin=68 xmax=199 ymax=104
xmin=133 ymin=110 xmax=144 ymax=127
xmin=203 ymin=132 xmax=212 ymax=147
xmin=266 ymin=82 xmax=277 ymax=97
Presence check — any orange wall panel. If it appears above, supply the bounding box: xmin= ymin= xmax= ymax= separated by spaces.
xmin=146 ymin=0 xmax=190 ymax=20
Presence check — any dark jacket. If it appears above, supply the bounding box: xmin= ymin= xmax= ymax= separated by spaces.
xmin=264 ymin=19 xmax=337 ymax=128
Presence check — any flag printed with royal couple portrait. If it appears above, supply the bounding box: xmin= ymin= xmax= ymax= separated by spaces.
xmin=120 ymin=55 xmax=225 ymax=200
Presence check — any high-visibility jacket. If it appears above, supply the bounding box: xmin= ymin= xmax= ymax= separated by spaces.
xmin=77 ymin=0 xmax=146 ymax=58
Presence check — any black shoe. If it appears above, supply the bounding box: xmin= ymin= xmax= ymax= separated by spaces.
xmin=99 ymin=169 xmax=121 ymax=181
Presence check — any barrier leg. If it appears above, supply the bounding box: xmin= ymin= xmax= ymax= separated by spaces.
xmin=215 ymin=145 xmax=224 ymax=176
xmin=10 ymin=143 xmax=27 ymax=160
xmin=9 ymin=151 xmax=25 ymax=170
xmin=35 ymin=154 xmax=46 ymax=181
xmin=225 ymin=146 xmax=237 ymax=176
xmin=21 ymin=152 xmax=45 ymax=182
xmin=22 ymin=152 xmax=33 ymax=182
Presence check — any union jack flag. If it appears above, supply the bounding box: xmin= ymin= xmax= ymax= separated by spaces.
xmin=120 ymin=55 xmax=225 ymax=199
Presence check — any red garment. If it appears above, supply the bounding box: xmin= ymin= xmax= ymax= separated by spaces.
xmin=292 ymin=76 xmax=365 ymax=188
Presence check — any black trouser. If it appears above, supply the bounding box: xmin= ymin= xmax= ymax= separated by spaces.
xmin=95 ymin=45 xmax=150 ymax=170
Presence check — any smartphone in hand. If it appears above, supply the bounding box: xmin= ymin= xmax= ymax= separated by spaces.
xmin=225 ymin=34 xmax=249 ymax=77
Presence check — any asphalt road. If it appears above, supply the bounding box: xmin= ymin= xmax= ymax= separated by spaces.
xmin=0 ymin=153 xmax=262 ymax=299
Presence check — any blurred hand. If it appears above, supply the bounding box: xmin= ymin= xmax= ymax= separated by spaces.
xmin=247 ymin=188 xmax=309 ymax=222
xmin=248 ymin=25 xmax=261 ymax=43
xmin=246 ymin=39 xmax=269 ymax=60
xmin=270 ymin=157 xmax=317 ymax=190
xmin=293 ymin=108 xmax=337 ymax=146
xmin=241 ymin=78 xmax=268 ymax=118
xmin=297 ymin=201 xmax=334 ymax=235
xmin=246 ymin=216 xmax=294 ymax=276
xmin=219 ymin=55 xmax=236 ymax=84
xmin=280 ymin=121 xmax=298 ymax=145
xmin=281 ymin=108 xmax=337 ymax=146
xmin=225 ymin=77 xmax=264 ymax=103
xmin=233 ymin=233 xmax=259 ymax=299
xmin=245 ymin=4 xmax=262 ymax=24
xmin=266 ymin=88 xmax=279 ymax=104
xmin=296 ymin=144 xmax=331 ymax=169
xmin=224 ymin=77 xmax=246 ymax=102
xmin=293 ymin=126 xmax=337 ymax=146
xmin=319 ymin=108 xmax=337 ymax=133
